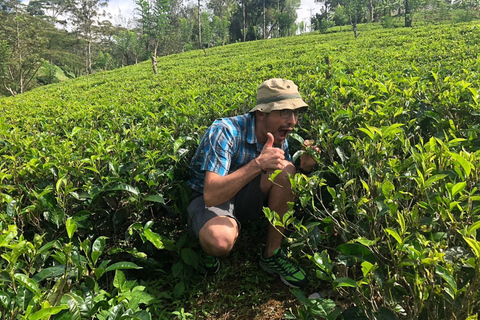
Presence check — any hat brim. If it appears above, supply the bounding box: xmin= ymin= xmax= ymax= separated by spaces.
xmin=249 ymin=98 xmax=308 ymax=113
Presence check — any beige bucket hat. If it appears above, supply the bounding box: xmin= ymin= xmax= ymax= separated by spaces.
xmin=249 ymin=78 xmax=308 ymax=113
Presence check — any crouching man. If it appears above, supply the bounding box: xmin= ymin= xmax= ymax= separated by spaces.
xmin=186 ymin=78 xmax=318 ymax=288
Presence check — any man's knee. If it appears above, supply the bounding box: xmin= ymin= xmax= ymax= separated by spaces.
xmin=271 ymin=162 xmax=296 ymax=185
xmin=199 ymin=216 xmax=238 ymax=256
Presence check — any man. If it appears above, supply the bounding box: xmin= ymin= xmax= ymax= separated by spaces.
xmin=186 ymin=78 xmax=318 ymax=288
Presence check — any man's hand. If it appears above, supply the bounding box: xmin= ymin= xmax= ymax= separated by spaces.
xmin=299 ymin=139 xmax=320 ymax=173
xmin=256 ymin=133 xmax=290 ymax=172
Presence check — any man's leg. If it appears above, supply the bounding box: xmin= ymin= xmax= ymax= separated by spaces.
xmin=199 ymin=216 xmax=238 ymax=257
xmin=259 ymin=163 xmax=308 ymax=288
xmin=261 ymin=163 xmax=296 ymax=258
xmin=187 ymin=194 xmax=239 ymax=258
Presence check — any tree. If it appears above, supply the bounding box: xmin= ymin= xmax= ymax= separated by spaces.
xmin=332 ymin=0 xmax=368 ymax=38
xmin=94 ymin=51 xmax=113 ymax=70
xmin=26 ymin=0 xmax=45 ymax=16
xmin=207 ymin=0 xmax=235 ymax=43
xmin=0 ymin=0 xmax=21 ymax=12
xmin=310 ymin=10 xmax=335 ymax=33
xmin=114 ymin=30 xmax=143 ymax=66
xmin=229 ymin=0 xmax=300 ymax=42
xmin=404 ymin=0 xmax=412 ymax=26
xmin=180 ymin=17 xmax=194 ymax=50
xmin=276 ymin=0 xmax=300 ymax=37
xmin=69 ymin=0 xmax=109 ymax=74
xmin=0 ymin=2 xmax=53 ymax=95
xmin=212 ymin=15 xmax=230 ymax=45
xmin=42 ymin=28 xmax=85 ymax=78
xmin=0 ymin=40 xmax=11 ymax=96
xmin=26 ymin=0 xmax=73 ymax=25
xmin=135 ymin=0 xmax=170 ymax=75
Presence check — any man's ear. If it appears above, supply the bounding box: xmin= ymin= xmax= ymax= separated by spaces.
xmin=256 ymin=110 xmax=267 ymax=120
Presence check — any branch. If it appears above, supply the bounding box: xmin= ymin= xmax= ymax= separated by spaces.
xmin=23 ymin=62 xmax=42 ymax=90
xmin=4 ymin=83 xmax=16 ymax=96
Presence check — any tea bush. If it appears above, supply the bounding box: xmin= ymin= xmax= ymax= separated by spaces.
xmin=1 ymin=21 xmax=480 ymax=319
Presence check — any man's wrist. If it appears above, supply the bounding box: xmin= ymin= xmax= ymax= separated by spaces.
xmin=254 ymin=157 xmax=266 ymax=174
xmin=298 ymin=165 xmax=315 ymax=175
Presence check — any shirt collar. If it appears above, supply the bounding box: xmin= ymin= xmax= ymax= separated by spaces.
xmin=246 ymin=113 xmax=257 ymax=145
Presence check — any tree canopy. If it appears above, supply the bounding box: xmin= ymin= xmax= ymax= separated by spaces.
xmin=0 ymin=0 xmax=479 ymax=96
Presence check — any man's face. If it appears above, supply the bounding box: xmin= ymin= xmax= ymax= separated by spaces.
xmin=257 ymin=109 xmax=299 ymax=147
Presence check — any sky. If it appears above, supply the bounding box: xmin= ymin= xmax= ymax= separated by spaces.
xmin=21 ymin=0 xmax=325 ymax=31
xmin=105 ymin=0 xmax=325 ymax=29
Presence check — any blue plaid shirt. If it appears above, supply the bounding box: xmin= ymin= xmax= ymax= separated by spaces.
xmin=187 ymin=113 xmax=291 ymax=193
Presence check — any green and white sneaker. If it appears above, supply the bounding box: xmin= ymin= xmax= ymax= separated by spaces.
xmin=200 ymin=252 xmax=220 ymax=275
xmin=259 ymin=245 xmax=308 ymax=288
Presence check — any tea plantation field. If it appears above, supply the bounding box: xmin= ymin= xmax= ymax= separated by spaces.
xmin=1 ymin=21 xmax=480 ymax=319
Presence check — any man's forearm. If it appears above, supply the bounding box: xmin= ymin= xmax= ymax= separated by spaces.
xmin=203 ymin=159 xmax=263 ymax=207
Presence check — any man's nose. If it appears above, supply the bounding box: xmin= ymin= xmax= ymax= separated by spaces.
xmin=286 ymin=113 xmax=297 ymax=125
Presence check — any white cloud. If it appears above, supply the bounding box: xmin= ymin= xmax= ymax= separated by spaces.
xmin=107 ymin=0 xmax=137 ymax=19
xmin=22 ymin=0 xmax=324 ymax=30
xmin=297 ymin=0 xmax=325 ymax=25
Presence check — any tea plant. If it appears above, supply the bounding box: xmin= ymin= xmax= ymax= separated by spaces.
xmin=1 ymin=20 xmax=480 ymax=319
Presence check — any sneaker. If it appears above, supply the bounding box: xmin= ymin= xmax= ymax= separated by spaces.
xmin=200 ymin=252 xmax=220 ymax=275
xmin=259 ymin=245 xmax=308 ymax=288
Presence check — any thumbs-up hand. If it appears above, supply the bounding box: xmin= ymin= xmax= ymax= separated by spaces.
xmin=263 ymin=132 xmax=274 ymax=149
xmin=256 ymin=132 xmax=287 ymax=172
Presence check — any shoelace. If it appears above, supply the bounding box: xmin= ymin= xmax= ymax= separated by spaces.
xmin=274 ymin=252 xmax=297 ymax=273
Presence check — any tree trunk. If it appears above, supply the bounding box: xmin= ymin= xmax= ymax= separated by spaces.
xmin=198 ymin=0 xmax=202 ymax=49
xmin=15 ymin=16 xmax=23 ymax=94
xmin=152 ymin=46 xmax=158 ymax=75
xmin=405 ymin=0 xmax=412 ymax=27
xmin=242 ymin=0 xmax=246 ymax=42
xmin=277 ymin=0 xmax=280 ymax=37
xmin=87 ymin=39 xmax=92 ymax=74
xmin=263 ymin=0 xmax=266 ymax=39
xmin=369 ymin=0 xmax=374 ymax=22
xmin=325 ymin=56 xmax=331 ymax=80
xmin=351 ymin=15 xmax=358 ymax=38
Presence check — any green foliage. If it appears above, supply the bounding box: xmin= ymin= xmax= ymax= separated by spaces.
xmin=1 ymin=20 xmax=480 ymax=318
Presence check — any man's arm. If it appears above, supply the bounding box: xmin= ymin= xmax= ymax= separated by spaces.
xmin=203 ymin=133 xmax=287 ymax=207
xmin=298 ymin=139 xmax=321 ymax=173
xmin=203 ymin=161 xmax=262 ymax=207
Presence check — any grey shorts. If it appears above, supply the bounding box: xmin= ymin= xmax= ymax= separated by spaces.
xmin=187 ymin=175 xmax=265 ymax=237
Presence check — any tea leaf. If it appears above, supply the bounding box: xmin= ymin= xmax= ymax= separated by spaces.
xmin=333 ymin=277 xmax=358 ymax=289
xmin=450 ymin=152 xmax=472 ymax=177
xmin=105 ymin=262 xmax=142 ymax=272
xmin=424 ymin=174 xmax=448 ymax=189
xmin=463 ymin=236 xmax=480 ymax=258
xmin=30 ymin=305 xmax=69 ymax=320
xmin=451 ymin=181 xmax=467 ymax=197
xmin=91 ymin=236 xmax=107 ymax=265
xmin=435 ymin=265 xmax=457 ymax=292
xmin=385 ymin=228 xmax=403 ymax=245
xmin=337 ymin=243 xmax=377 ymax=264
xmin=143 ymin=229 xmax=164 ymax=249
xmin=144 ymin=194 xmax=165 ymax=204
xmin=66 ymin=217 xmax=77 ymax=240
xmin=106 ymin=183 xmax=140 ymax=195
xmin=13 ymin=273 xmax=41 ymax=295
xmin=466 ymin=221 xmax=480 ymax=237
xmin=113 ymin=270 xmax=126 ymax=289
xmin=33 ymin=266 xmax=65 ymax=282
xmin=180 ymin=248 xmax=199 ymax=267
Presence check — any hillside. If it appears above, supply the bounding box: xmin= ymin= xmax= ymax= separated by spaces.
xmin=1 ymin=21 xmax=480 ymax=319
